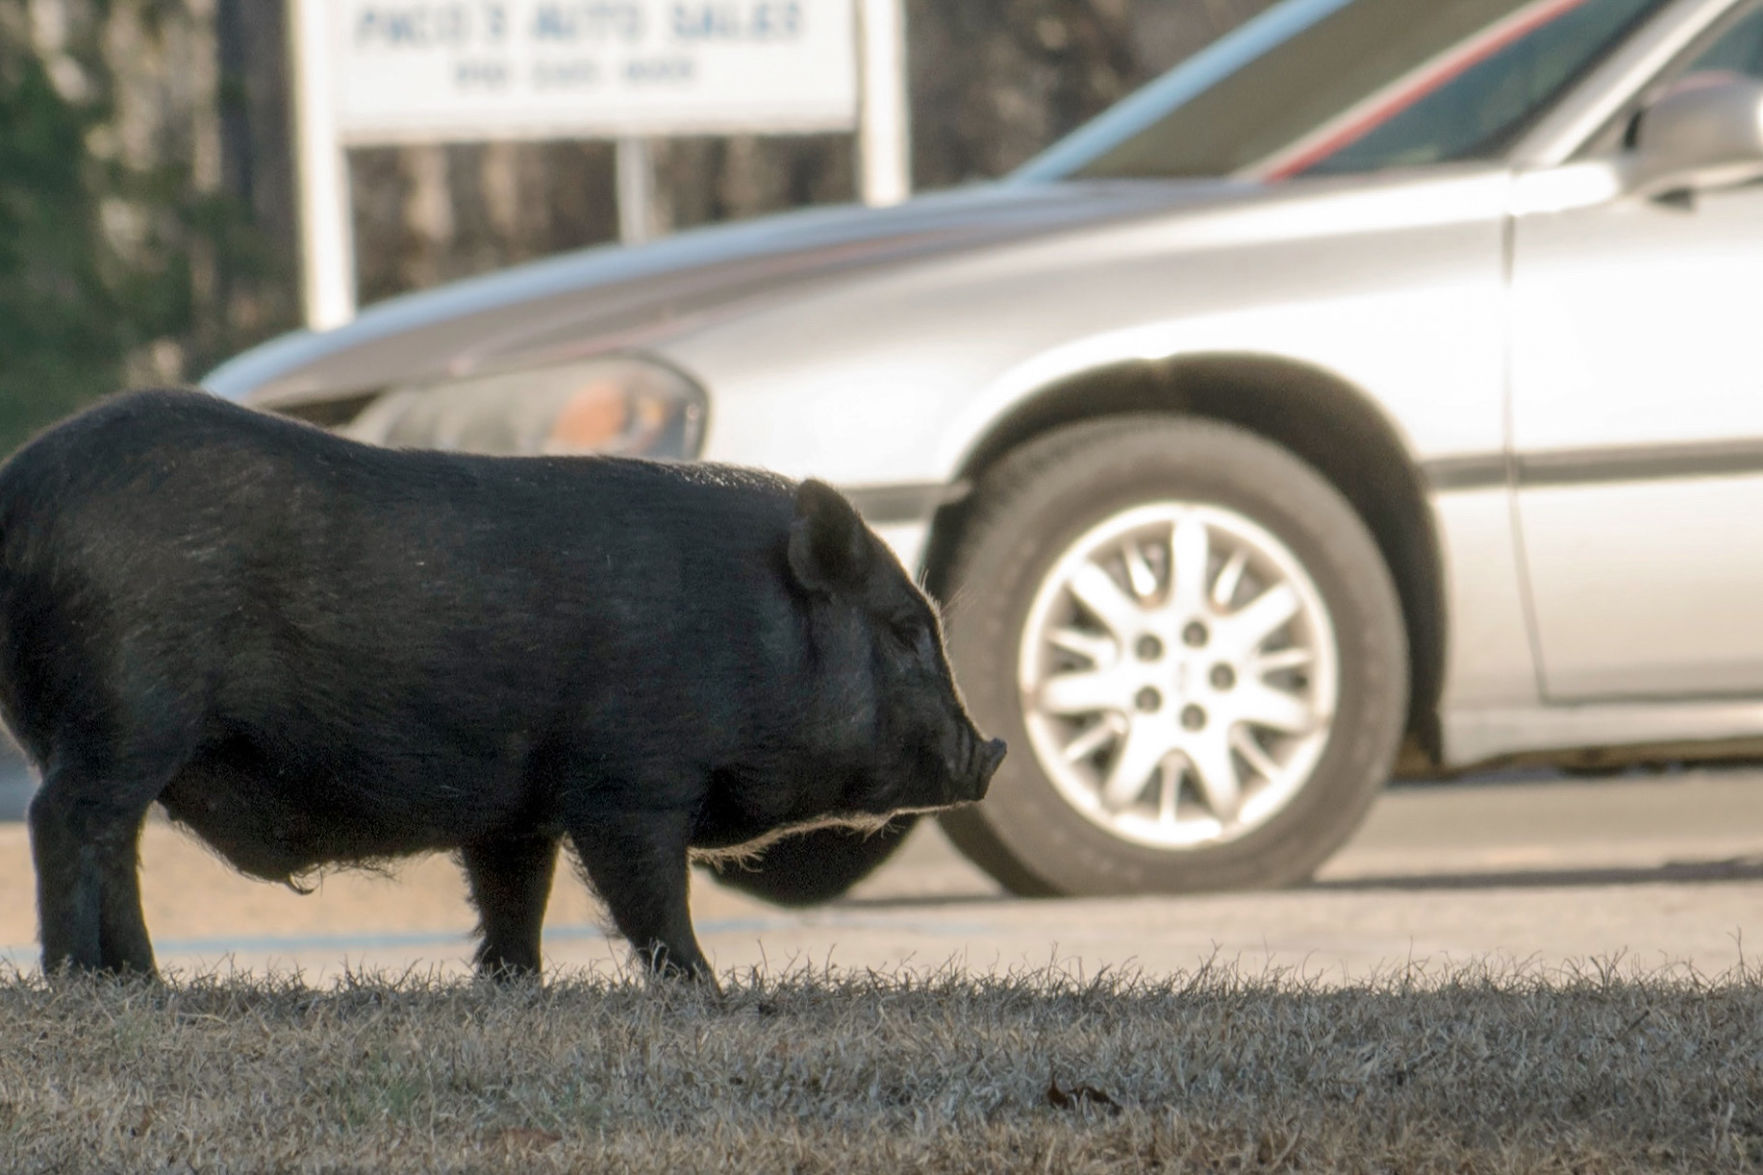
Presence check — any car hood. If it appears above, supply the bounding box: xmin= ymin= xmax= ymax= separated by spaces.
xmin=202 ymin=177 xmax=1255 ymax=406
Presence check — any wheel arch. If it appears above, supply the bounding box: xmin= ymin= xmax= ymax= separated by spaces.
xmin=922 ymin=352 xmax=1446 ymax=765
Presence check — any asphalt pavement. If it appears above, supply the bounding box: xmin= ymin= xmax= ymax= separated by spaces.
xmin=4 ymin=757 xmax=1762 ymax=985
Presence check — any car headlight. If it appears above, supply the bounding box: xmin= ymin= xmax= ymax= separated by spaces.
xmin=342 ymin=357 xmax=708 ymax=460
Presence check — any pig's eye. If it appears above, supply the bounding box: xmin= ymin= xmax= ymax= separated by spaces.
xmin=896 ymin=622 xmax=938 ymax=662
xmin=887 ymin=617 xmax=928 ymax=653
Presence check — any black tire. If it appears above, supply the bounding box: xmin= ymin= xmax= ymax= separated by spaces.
xmin=937 ymin=415 xmax=1408 ymax=896
xmin=699 ymin=816 xmax=918 ymax=907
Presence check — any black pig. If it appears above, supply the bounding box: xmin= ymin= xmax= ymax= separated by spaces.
xmin=0 ymin=388 xmax=1004 ymax=987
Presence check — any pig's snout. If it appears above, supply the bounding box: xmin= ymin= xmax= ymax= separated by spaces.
xmin=965 ymin=735 xmax=1007 ymax=801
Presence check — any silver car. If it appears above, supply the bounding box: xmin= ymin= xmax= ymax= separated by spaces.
xmin=203 ymin=0 xmax=1763 ymax=902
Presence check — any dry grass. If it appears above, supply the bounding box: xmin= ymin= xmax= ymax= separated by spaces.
xmin=1 ymin=956 xmax=1760 ymax=1173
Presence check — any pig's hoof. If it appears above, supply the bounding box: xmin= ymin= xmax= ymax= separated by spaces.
xmin=43 ymin=959 xmax=162 ymax=987
xmin=477 ymin=965 xmax=543 ymax=988
xmin=694 ymin=968 xmax=726 ymax=1001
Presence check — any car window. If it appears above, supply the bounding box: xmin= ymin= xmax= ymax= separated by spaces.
xmin=1012 ymin=0 xmax=1671 ymax=183
xmin=1579 ymin=1 xmax=1763 ymax=154
xmin=1299 ymin=0 xmax=1664 ymax=177
xmin=1677 ymin=3 xmax=1763 ymax=81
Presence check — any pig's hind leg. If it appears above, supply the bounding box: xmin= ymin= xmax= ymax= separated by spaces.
xmin=460 ymin=835 xmax=560 ymax=980
xmin=567 ymin=807 xmax=720 ymax=994
xmin=28 ymin=751 xmax=179 ymax=978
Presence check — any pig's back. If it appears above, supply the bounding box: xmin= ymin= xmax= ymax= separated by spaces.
xmin=0 ymin=388 xmax=803 ymax=769
xmin=0 ymin=386 xmax=797 ymax=608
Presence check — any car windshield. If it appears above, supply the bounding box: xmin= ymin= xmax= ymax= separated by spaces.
xmin=1012 ymin=0 xmax=1671 ymax=182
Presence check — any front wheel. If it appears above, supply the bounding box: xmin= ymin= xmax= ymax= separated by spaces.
xmin=937 ymin=416 xmax=1408 ymax=896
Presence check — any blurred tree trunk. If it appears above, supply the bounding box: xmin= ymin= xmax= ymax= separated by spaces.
xmin=0 ymin=0 xmax=295 ymax=450
xmin=910 ymin=0 xmax=1274 ymax=185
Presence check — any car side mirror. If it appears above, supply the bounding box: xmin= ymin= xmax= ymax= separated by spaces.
xmin=1627 ymin=76 xmax=1763 ymax=199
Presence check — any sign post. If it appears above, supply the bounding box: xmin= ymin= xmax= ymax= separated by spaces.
xmin=288 ymin=0 xmax=357 ymax=331
xmin=288 ymin=0 xmax=909 ymax=329
xmin=857 ymin=0 xmax=909 ymax=208
xmin=615 ymin=135 xmax=654 ymax=245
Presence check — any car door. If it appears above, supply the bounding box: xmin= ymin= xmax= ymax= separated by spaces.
xmin=1508 ymin=0 xmax=1763 ymax=700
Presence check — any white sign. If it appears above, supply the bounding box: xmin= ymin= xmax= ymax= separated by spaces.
xmin=288 ymin=0 xmax=906 ymax=331
xmin=331 ymin=1 xmax=859 ymax=143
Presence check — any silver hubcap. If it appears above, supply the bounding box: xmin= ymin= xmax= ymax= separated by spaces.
xmin=1018 ymin=503 xmax=1340 ymax=850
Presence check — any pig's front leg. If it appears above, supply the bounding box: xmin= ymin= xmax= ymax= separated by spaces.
xmin=460 ymin=835 xmax=560 ymax=981
xmin=568 ymin=806 xmax=720 ymax=994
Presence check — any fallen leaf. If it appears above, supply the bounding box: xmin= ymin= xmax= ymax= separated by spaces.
xmin=1046 ymin=1069 xmax=1121 ymax=1115
xmin=492 ymin=1126 xmax=562 ymax=1152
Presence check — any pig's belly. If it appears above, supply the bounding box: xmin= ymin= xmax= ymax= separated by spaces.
xmin=156 ymin=743 xmax=468 ymax=883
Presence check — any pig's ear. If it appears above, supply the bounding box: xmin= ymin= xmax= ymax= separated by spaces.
xmin=788 ymin=479 xmax=872 ymax=595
